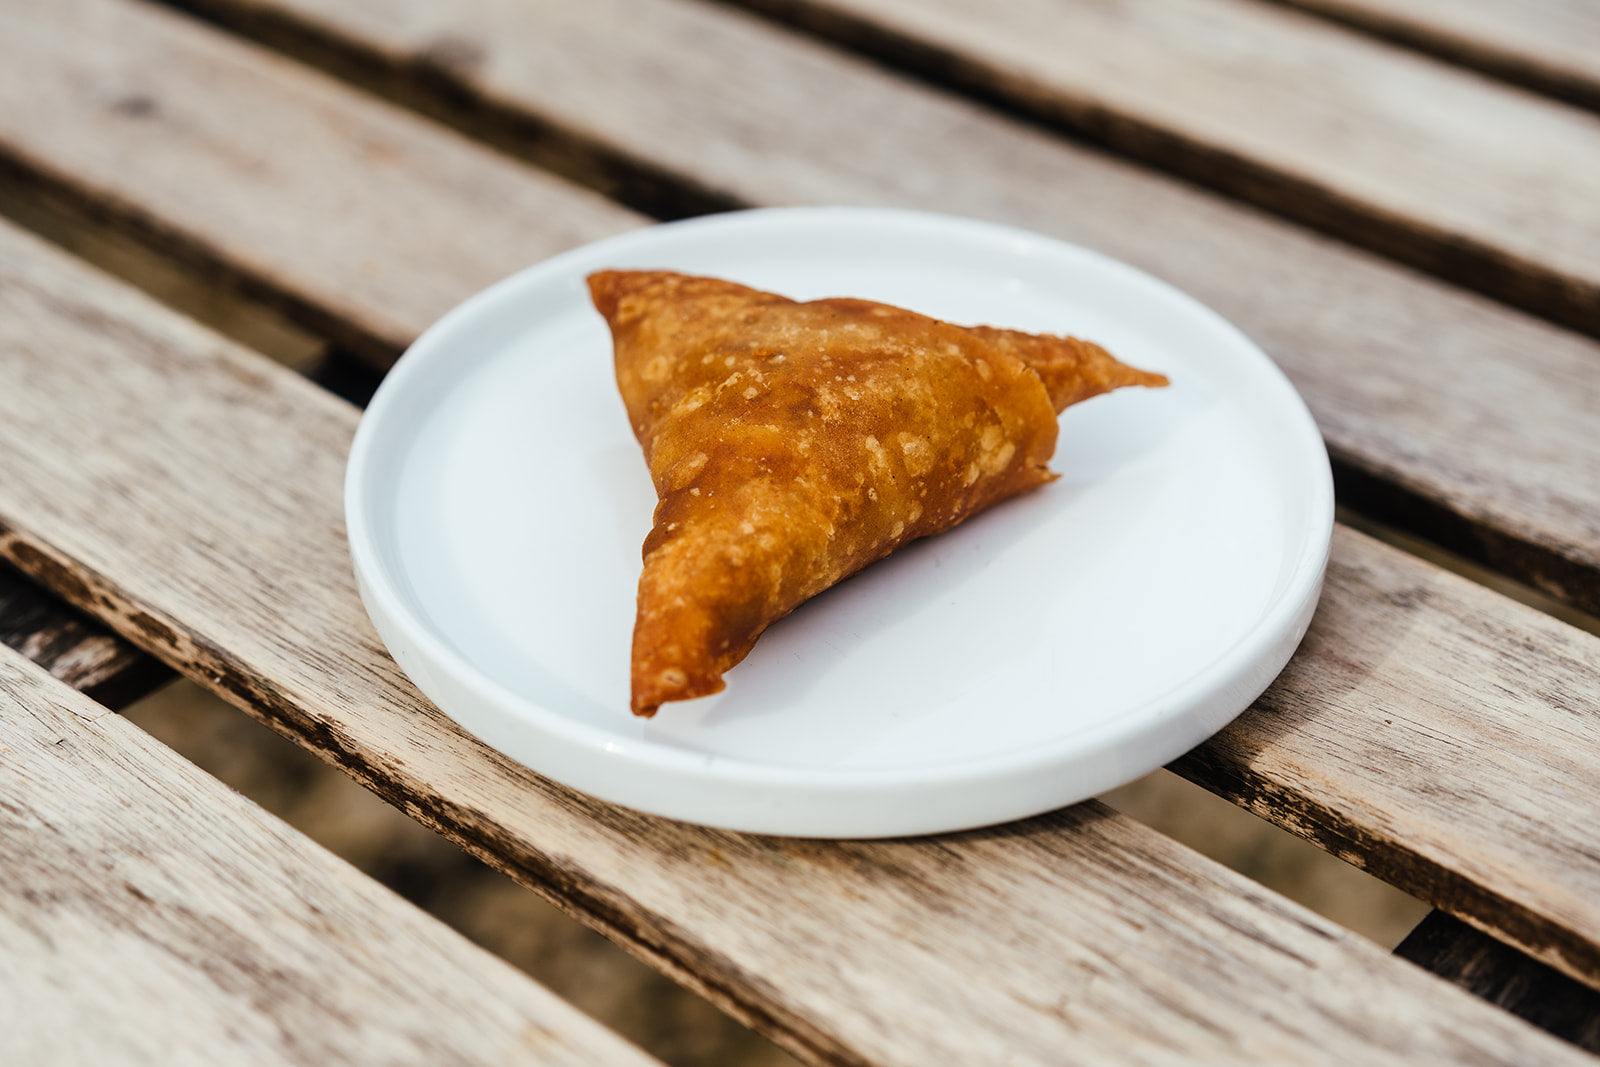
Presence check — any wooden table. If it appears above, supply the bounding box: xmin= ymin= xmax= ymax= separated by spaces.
xmin=3 ymin=0 xmax=1599 ymax=1061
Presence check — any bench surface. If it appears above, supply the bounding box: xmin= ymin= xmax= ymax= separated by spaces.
xmin=2 ymin=0 xmax=1597 ymax=1062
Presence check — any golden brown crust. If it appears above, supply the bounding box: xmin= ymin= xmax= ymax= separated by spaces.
xmin=588 ymin=269 xmax=1167 ymax=716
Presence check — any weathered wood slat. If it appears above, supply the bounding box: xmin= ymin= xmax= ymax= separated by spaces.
xmin=0 ymin=0 xmax=639 ymax=366
xmin=1272 ymin=0 xmax=1600 ymax=112
xmin=720 ymin=0 xmax=1600 ymax=339
xmin=20 ymin=0 xmax=1596 ymax=623
xmin=0 ymin=208 xmax=1585 ymax=1064
xmin=0 ymin=643 xmax=660 ymax=1066
xmin=1397 ymin=911 xmax=1600 ymax=1055
xmin=0 ymin=560 xmax=168 ymax=707
xmin=1175 ymin=534 xmax=1600 ymax=986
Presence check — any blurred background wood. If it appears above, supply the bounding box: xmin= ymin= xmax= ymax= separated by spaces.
xmin=1269 ymin=0 xmax=1600 ymax=111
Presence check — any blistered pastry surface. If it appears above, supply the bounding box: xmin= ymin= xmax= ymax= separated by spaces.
xmin=588 ymin=270 xmax=1165 ymax=715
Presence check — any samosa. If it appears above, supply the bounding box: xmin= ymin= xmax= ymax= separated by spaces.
xmin=588 ymin=269 xmax=1167 ymax=716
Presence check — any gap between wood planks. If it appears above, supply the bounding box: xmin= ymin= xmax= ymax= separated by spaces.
xmin=155 ymin=0 xmax=747 ymax=228
xmin=0 ymin=560 xmax=170 ymax=708
xmin=0 ymin=648 xmax=669 ymax=1067
xmin=695 ymin=0 xmax=1600 ymax=342
xmin=1336 ymin=507 xmax=1600 ymax=641
xmin=1264 ymin=0 xmax=1600 ymax=114
xmin=112 ymin=677 xmax=799 ymax=1067
xmin=0 ymin=175 xmax=328 ymax=373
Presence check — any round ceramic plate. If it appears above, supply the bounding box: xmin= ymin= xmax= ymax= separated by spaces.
xmin=345 ymin=207 xmax=1332 ymax=838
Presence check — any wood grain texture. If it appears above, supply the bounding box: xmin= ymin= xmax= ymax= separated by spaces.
xmin=1397 ymin=911 xmax=1600 ymax=1055
xmin=0 ymin=644 xmax=660 ymax=1066
xmin=0 ymin=213 xmax=1585 ymax=1065
xmin=0 ymin=0 xmax=640 ymax=365
xmin=0 ymin=560 xmax=167 ymax=706
xmin=65 ymin=0 xmax=1600 ymax=619
xmin=1272 ymin=0 xmax=1600 ymax=112
xmin=1177 ymin=526 xmax=1600 ymax=986
xmin=721 ymin=0 xmax=1600 ymax=338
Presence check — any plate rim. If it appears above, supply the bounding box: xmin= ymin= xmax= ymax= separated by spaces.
xmin=344 ymin=205 xmax=1333 ymax=835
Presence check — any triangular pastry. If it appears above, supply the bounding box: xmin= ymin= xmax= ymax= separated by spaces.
xmin=588 ymin=269 xmax=1167 ymax=716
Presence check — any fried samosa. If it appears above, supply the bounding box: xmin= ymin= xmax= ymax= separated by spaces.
xmin=588 ymin=269 xmax=1167 ymax=716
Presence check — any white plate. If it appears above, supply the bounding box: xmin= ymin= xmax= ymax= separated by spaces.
xmin=345 ymin=206 xmax=1331 ymax=838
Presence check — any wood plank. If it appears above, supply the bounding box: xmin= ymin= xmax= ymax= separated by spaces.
xmin=0 ymin=644 xmax=660 ymax=1066
xmin=0 ymin=210 xmax=1584 ymax=1065
xmin=31 ymin=0 xmax=1597 ymax=622
xmin=1176 ymin=526 xmax=1600 ymax=985
xmin=1272 ymin=0 xmax=1600 ymax=112
xmin=1397 ymin=911 xmax=1600 ymax=1055
xmin=720 ymin=0 xmax=1600 ymax=339
xmin=0 ymin=559 xmax=167 ymax=706
xmin=0 ymin=0 xmax=640 ymax=366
